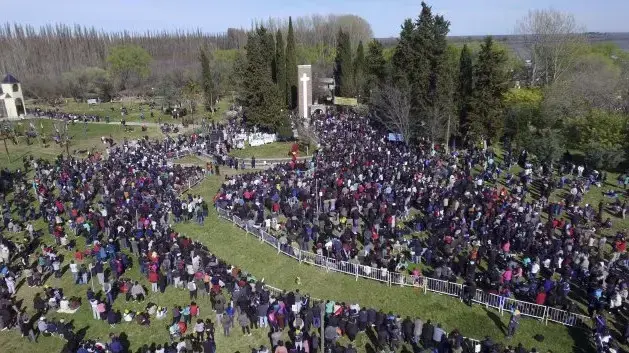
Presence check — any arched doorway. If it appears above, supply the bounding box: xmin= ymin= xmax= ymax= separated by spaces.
xmin=15 ymin=98 xmax=25 ymax=116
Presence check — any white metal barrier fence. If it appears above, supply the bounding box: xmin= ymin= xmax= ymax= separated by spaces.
xmin=216 ymin=207 xmax=591 ymax=330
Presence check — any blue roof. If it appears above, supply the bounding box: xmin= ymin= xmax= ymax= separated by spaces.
xmin=1 ymin=74 xmax=19 ymax=84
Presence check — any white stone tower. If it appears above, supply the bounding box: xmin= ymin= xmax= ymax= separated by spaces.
xmin=0 ymin=74 xmax=26 ymax=119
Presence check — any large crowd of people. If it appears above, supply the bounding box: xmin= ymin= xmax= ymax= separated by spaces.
xmin=214 ymin=113 xmax=629 ymax=352
xmin=0 ymin=111 xmax=627 ymax=353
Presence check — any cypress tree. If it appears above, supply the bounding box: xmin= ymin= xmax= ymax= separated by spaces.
xmin=275 ymin=29 xmax=286 ymax=108
xmin=366 ymin=39 xmax=387 ymax=82
xmin=469 ymin=36 xmax=509 ymax=144
xmin=353 ymin=40 xmax=366 ymax=101
xmin=391 ymin=19 xmax=415 ymax=84
xmin=411 ymin=2 xmax=435 ymax=119
xmin=364 ymin=39 xmax=387 ymax=100
xmin=285 ymin=16 xmax=298 ymax=109
xmin=457 ymin=44 xmax=473 ymax=138
xmin=242 ymin=28 xmax=284 ymax=129
xmin=199 ymin=48 xmax=216 ymax=112
xmin=260 ymin=28 xmax=276 ymax=75
xmin=334 ymin=29 xmax=354 ymax=97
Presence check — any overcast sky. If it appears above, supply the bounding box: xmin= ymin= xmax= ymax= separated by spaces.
xmin=3 ymin=0 xmax=628 ymax=37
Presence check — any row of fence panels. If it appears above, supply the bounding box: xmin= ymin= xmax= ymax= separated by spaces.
xmin=216 ymin=208 xmax=590 ymax=330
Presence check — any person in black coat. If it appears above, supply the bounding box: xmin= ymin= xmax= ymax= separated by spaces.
xmin=402 ymin=316 xmax=414 ymax=343
xmin=358 ymin=308 xmax=368 ymax=331
xmin=377 ymin=324 xmax=389 ymax=350
xmin=421 ymin=320 xmax=434 ymax=348
xmin=346 ymin=319 xmax=358 ymax=342
xmin=367 ymin=308 xmax=376 ymax=327
xmin=375 ymin=310 xmax=385 ymax=328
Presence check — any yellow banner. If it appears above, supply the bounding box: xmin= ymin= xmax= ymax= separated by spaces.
xmin=333 ymin=96 xmax=358 ymax=106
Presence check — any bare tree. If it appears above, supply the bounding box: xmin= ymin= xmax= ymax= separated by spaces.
xmin=542 ymin=53 xmax=622 ymax=120
xmin=371 ymin=84 xmax=412 ymax=143
xmin=516 ymin=9 xmax=586 ymax=86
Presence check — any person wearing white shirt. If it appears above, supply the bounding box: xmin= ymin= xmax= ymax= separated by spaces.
xmin=69 ymin=261 xmax=79 ymax=283
xmin=530 ymin=261 xmax=540 ymax=278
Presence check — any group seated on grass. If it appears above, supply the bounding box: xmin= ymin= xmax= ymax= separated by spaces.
xmin=212 ymin=114 xmax=629 ymax=328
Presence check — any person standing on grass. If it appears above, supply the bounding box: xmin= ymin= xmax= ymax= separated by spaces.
xmin=69 ymin=260 xmax=79 ymax=284
xmin=221 ymin=312 xmax=231 ymax=336
xmin=214 ymin=292 xmax=226 ymax=323
xmin=95 ymin=261 xmax=105 ymax=287
xmin=194 ymin=319 xmax=205 ymax=341
xmin=238 ymin=311 xmax=251 ymax=336
xmin=89 ymin=298 xmax=99 ymax=320
xmin=182 ymin=304 xmax=191 ymax=324
xmin=20 ymin=316 xmax=36 ymax=342
xmin=506 ymin=309 xmax=521 ymax=339
xmin=226 ymin=302 xmax=236 ymax=328
xmin=103 ymin=281 xmax=114 ymax=305
xmin=188 ymin=280 xmax=197 ymax=300
xmin=149 ymin=269 xmax=159 ymax=292
xmin=172 ymin=306 xmax=181 ymax=325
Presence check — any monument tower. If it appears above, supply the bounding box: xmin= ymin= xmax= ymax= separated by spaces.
xmin=297 ymin=65 xmax=313 ymax=120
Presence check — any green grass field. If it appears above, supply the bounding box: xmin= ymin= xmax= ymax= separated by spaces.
xmin=228 ymin=142 xmax=295 ymax=159
xmin=173 ymin=154 xmax=210 ymax=167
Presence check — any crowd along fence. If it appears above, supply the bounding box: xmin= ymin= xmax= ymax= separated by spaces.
xmin=215 ymin=206 xmax=592 ymax=330
xmin=262 ymin=283 xmax=483 ymax=351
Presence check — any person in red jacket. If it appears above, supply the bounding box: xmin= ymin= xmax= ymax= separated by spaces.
xmin=148 ymin=271 xmax=159 ymax=292
xmin=535 ymin=289 xmax=547 ymax=305
xmin=612 ymin=237 xmax=627 ymax=263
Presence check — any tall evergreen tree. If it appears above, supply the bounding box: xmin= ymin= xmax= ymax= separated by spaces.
xmin=469 ymin=36 xmax=509 ymax=144
xmin=364 ymin=39 xmax=387 ymax=100
xmin=275 ymin=29 xmax=286 ymax=107
xmin=410 ymin=2 xmax=436 ymax=120
xmin=285 ymin=17 xmax=298 ymax=109
xmin=334 ymin=29 xmax=354 ymax=97
xmin=391 ymin=19 xmax=415 ymax=84
xmin=353 ymin=40 xmax=366 ymax=101
xmin=260 ymin=28 xmax=276 ymax=75
xmin=366 ymin=39 xmax=387 ymax=81
xmin=457 ymin=44 xmax=473 ymax=139
xmin=199 ymin=48 xmax=216 ymax=113
xmin=240 ymin=28 xmax=284 ymax=129
xmin=425 ymin=14 xmax=453 ymax=144
xmin=392 ymin=2 xmax=453 ymax=142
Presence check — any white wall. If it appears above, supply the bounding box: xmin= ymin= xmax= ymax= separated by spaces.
xmin=0 ymin=82 xmax=25 ymax=118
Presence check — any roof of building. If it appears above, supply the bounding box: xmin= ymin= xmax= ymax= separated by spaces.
xmin=1 ymin=74 xmax=20 ymax=84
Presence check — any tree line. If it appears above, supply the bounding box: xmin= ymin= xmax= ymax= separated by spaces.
xmin=328 ymin=3 xmax=629 ymax=170
xmin=0 ymin=15 xmax=372 ymax=99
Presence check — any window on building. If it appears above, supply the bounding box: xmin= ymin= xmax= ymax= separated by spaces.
xmin=12 ymin=84 xmax=19 ymax=92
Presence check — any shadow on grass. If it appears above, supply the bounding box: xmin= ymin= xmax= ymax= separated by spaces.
xmin=485 ymin=308 xmax=507 ymax=336
xmin=567 ymin=325 xmax=594 ymax=353
xmin=60 ymin=325 xmax=89 ymax=353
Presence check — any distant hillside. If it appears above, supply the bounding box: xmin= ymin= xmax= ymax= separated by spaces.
xmin=376 ymin=32 xmax=629 ymax=58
